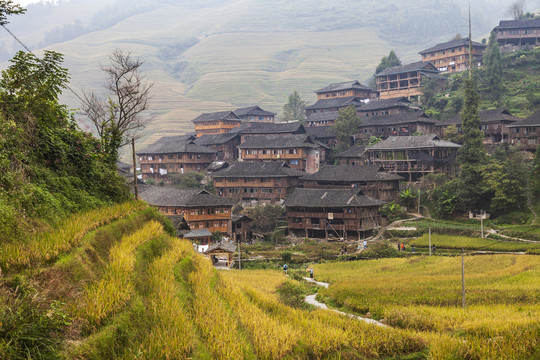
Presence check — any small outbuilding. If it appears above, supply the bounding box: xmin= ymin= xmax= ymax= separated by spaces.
xmin=205 ymin=241 xmax=237 ymax=267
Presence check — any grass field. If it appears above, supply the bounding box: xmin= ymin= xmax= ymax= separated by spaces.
xmin=411 ymin=234 xmax=540 ymax=253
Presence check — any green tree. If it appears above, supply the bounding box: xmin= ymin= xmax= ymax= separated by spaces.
xmin=456 ymin=76 xmax=488 ymax=211
xmin=375 ymin=50 xmax=402 ymax=75
xmin=420 ymin=76 xmax=447 ymax=109
xmin=484 ymin=31 xmax=504 ymax=100
xmin=0 ymin=1 xmax=25 ymax=25
xmin=532 ymin=144 xmax=540 ymax=198
xmin=242 ymin=204 xmax=284 ymax=233
xmin=333 ymin=105 xmax=361 ymax=151
xmin=282 ymin=90 xmax=306 ymax=122
xmin=481 ymin=146 xmax=528 ymax=215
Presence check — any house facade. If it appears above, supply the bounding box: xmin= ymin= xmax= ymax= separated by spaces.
xmin=192 ymin=111 xmax=242 ymax=137
xmin=237 ymin=134 xmax=322 ymax=173
xmin=438 ymin=108 xmax=522 ymax=144
xmin=334 ymin=146 xmax=366 ymax=165
xmin=494 ymin=18 xmax=540 ymax=47
xmin=305 ymin=97 xmax=365 ymax=116
xmin=363 ymin=135 xmax=461 ymax=182
xmin=283 ymin=188 xmax=385 ymax=239
xmin=314 ymin=80 xmax=377 ymax=101
xmin=507 ymin=110 xmax=540 ymax=151
xmin=139 ymin=186 xmax=234 ymax=234
xmin=137 ymin=136 xmax=216 ymax=180
xmin=375 ymin=61 xmax=442 ymax=100
xmin=356 ymin=112 xmax=441 ymax=142
xmin=300 ymin=165 xmax=403 ymax=201
xmin=233 ymin=105 xmax=276 ymax=123
xmin=419 ymin=38 xmax=486 ymax=73
xmin=211 ymin=161 xmax=305 ymax=205
xmin=356 ymin=97 xmax=412 ymax=118
xmin=194 ymin=133 xmax=241 ymax=161
xmin=236 ymin=122 xmax=306 ymax=143
xmin=305 ymin=111 xmax=339 ymax=127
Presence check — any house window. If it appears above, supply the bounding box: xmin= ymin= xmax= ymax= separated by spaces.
xmin=290 ymin=160 xmax=299 ymax=165
xmin=289 ymin=149 xmax=297 ymax=154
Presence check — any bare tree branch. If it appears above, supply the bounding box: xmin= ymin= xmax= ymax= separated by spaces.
xmin=506 ymin=0 xmax=526 ymax=20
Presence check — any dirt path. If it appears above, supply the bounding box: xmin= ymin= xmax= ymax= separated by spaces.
xmin=303 ymin=277 xmax=387 ymax=327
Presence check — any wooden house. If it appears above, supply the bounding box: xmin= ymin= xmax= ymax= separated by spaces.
xmin=300 ymin=165 xmax=403 ymax=201
xmin=438 ymin=108 xmax=522 ymax=144
xmin=194 ymin=133 xmax=241 ymax=161
xmin=375 ymin=61 xmax=443 ymax=100
xmin=314 ymin=80 xmax=377 ymax=100
xmin=356 ymin=97 xmax=412 ymax=118
xmin=236 ymin=122 xmax=306 ymax=143
xmin=137 ymin=136 xmax=216 ymax=180
xmin=419 ymin=38 xmax=486 ymax=73
xmin=305 ymin=96 xmax=364 ymax=116
xmin=305 ymin=126 xmax=337 ymax=148
xmin=305 ymin=111 xmax=339 ymax=127
xmin=238 ymin=134 xmax=322 ymax=173
xmin=210 ymin=161 xmax=305 ymax=205
xmin=185 ymin=229 xmax=213 ymax=252
xmin=233 ymin=105 xmax=276 ymax=123
xmin=356 ymin=112 xmax=440 ymax=142
xmin=334 ymin=146 xmax=366 ymax=165
xmin=494 ymin=18 xmax=540 ymax=47
xmin=507 ymin=110 xmax=540 ymax=151
xmin=232 ymin=214 xmax=253 ymax=243
xmin=139 ymin=186 xmax=234 ymax=234
xmin=363 ymin=135 xmax=460 ymax=182
xmin=283 ymin=188 xmax=385 ymax=239
xmin=192 ymin=111 xmax=242 ymax=137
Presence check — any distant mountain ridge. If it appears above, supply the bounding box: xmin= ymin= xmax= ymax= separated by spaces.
xmin=0 ymin=0 xmax=529 ymax=149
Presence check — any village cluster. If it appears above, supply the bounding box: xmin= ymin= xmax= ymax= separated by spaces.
xmin=122 ymin=17 xmax=540 ymax=254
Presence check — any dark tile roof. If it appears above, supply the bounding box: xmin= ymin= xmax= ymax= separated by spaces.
xmin=233 ymin=105 xmax=276 ymax=117
xmin=238 ymin=134 xmax=319 ymax=149
xmin=366 ymin=135 xmax=461 ymax=150
xmin=210 ymin=161 xmax=305 ymax=178
xmin=232 ymin=214 xmax=253 ymax=222
xmin=305 ymin=125 xmax=337 ymax=139
xmin=192 ymin=110 xmax=241 ymax=123
xmin=139 ymin=186 xmax=234 ymax=207
xmin=137 ymin=137 xmax=216 ymax=155
xmin=440 ymin=108 xmax=523 ymax=126
xmin=495 ymin=18 xmax=540 ymax=30
xmin=419 ymin=38 xmax=486 ymax=55
xmin=335 ymin=145 xmax=366 ymax=158
xmin=235 ymin=122 xmax=306 ymax=135
xmin=306 ymin=96 xmax=364 ymax=110
xmin=357 ymin=97 xmax=411 ymax=111
xmin=314 ymin=80 xmax=375 ymax=94
xmin=306 ymin=111 xmax=339 ymax=123
xmin=506 ymin=110 xmax=540 ymax=127
xmin=301 ymin=165 xmax=403 ymax=182
xmin=193 ymin=133 xmax=240 ymax=146
xmin=205 ymin=240 xmax=237 ymax=253
xmin=184 ymin=229 xmax=212 ymax=238
xmin=283 ymin=188 xmax=384 ymax=208
xmin=376 ymin=61 xmax=439 ymax=77
xmin=116 ymin=161 xmax=131 ymax=171
xmin=358 ymin=112 xmax=437 ymax=127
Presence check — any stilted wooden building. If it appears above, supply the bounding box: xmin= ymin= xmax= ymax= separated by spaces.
xmin=375 ymin=61 xmax=442 ymax=100
xmin=419 ymin=38 xmax=486 ymax=73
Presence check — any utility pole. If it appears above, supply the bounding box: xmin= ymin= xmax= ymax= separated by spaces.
xmin=461 ymin=247 xmax=466 ymax=307
xmin=131 ymin=138 xmax=139 ymax=199
xmin=417 ymin=189 xmax=421 ymax=214
xmin=237 ymin=237 xmax=242 ymax=270
xmin=429 ymin=226 xmax=432 ymax=256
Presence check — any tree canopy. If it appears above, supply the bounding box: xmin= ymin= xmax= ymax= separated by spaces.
xmin=282 ymin=90 xmax=306 ymax=123
xmin=333 ymin=105 xmax=361 ymax=151
xmin=0 ymin=0 xmax=25 ymax=25
xmin=484 ymin=31 xmax=504 ymax=101
xmin=375 ymin=50 xmax=402 ymax=75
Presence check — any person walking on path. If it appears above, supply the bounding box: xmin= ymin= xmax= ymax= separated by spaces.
xmin=432 ymin=244 xmax=436 ymax=254
xmin=411 ymin=244 xmax=415 ymax=253
xmin=344 ymin=246 xmax=348 ymax=255
xmin=400 ymin=243 xmax=405 ymax=252
xmin=363 ymin=240 xmax=367 ymax=249
xmin=283 ymin=264 xmax=288 ymax=274
xmin=309 ymin=266 xmax=314 ymax=279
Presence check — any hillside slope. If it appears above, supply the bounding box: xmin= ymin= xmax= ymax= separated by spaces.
xmin=0 ymin=0 xmax=514 ymax=149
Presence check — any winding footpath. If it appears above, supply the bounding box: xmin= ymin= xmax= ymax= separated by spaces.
xmin=303 ymin=277 xmax=387 ymax=327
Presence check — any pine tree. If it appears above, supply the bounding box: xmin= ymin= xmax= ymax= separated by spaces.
xmin=375 ymin=50 xmax=402 ymax=75
xmin=282 ymin=90 xmax=306 ymax=122
xmin=484 ymin=31 xmax=504 ymax=100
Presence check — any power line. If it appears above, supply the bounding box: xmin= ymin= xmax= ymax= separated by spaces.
xmin=1 ymin=24 xmax=90 ymax=108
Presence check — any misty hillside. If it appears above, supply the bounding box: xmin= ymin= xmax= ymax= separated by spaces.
xmin=1 ymin=0 xmax=535 ymax=148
